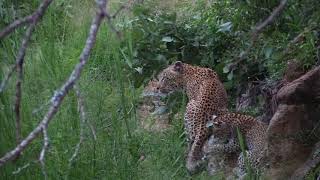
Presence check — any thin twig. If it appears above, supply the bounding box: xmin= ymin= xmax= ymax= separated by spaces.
xmin=12 ymin=162 xmax=31 ymax=175
xmin=69 ymin=85 xmax=86 ymax=166
xmin=110 ymin=0 xmax=132 ymax=18
xmin=12 ymin=0 xmax=54 ymax=146
xmin=0 ymin=15 xmax=33 ymax=39
xmin=88 ymin=122 xmax=97 ymax=141
xmin=0 ymin=0 xmax=108 ymax=167
xmin=104 ymin=0 xmax=135 ymax=38
xmin=252 ymin=0 xmax=288 ymax=38
xmin=0 ymin=0 xmax=53 ymax=39
xmin=14 ymin=22 xmax=37 ymax=144
xmin=39 ymin=124 xmax=49 ymax=180
xmin=0 ymin=0 xmax=53 ymax=95
xmin=230 ymin=0 xmax=288 ymax=69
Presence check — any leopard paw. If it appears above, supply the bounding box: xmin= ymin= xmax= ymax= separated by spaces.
xmin=186 ymin=158 xmax=205 ymax=175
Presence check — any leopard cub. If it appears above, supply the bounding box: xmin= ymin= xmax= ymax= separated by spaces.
xmin=205 ymin=113 xmax=268 ymax=177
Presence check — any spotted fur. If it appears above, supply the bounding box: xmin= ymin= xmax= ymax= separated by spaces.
xmin=206 ymin=113 xmax=268 ymax=177
xmin=156 ymin=61 xmax=228 ymax=174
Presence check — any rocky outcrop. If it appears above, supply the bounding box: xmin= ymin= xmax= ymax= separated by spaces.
xmin=265 ymin=66 xmax=320 ymax=179
xmin=137 ymin=80 xmax=170 ymax=131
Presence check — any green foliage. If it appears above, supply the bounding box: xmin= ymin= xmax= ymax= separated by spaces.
xmin=117 ymin=0 xmax=320 ymax=113
xmin=1 ymin=0 xmax=320 ymax=179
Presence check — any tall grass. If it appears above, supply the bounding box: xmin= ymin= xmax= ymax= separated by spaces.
xmin=0 ymin=0 xmax=215 ymax=179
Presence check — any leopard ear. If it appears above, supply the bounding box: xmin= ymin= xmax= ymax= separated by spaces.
xmin=173 ymin=61 xmax=183 ymax=73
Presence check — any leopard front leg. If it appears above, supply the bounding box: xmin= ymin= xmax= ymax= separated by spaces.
xmin=184 ymin=100 xmax=209 ymax=174
xmin=186 ymin=128 xmax=208 ymax=174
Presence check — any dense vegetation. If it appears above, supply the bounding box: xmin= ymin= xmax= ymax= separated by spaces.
xmin=0 ymin=0 xmax=319 ymax=179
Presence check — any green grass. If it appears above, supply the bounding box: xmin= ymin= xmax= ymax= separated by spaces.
xmin=0 ymin=0 xmax=216 ymax=179
xmin=2 ymin=0 xmax=318 ymax=179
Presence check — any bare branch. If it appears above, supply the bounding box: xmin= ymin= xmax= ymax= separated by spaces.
xmin=105 ymin=15 xmax=122 ymax=38
xmin=1 ymin=0 xmax=53 ymax=96
xmin=88 ymin=122 xmax=97 ymax=141
xmin=39 ymin=125 xmax=49 ymax=180
xmin=12 ymin=162 xmax=31 ymax=175
xmin=69 ymin=85 xmax=86 ymax=166
xmin=230 ymin=0 xmax=288 ymax=69
xmin=0 ymin=0 xmax=108 ymax=167
xmin=104 ymin=0 xmax=135 ymax=38
xmin=0 ymin=0 xmax=53 ymax=39
xmin=252 ymin=0 xmax=288 ymax=38
xmin=14 ymin=23 xmax=37 ymax=144
xmin=11 ymin=0 xmax=54 ymax=145
xmin=110 ymin=0 xmax=132 ymax=18
xmin=0 ymin=15 xmax=33 ymax=39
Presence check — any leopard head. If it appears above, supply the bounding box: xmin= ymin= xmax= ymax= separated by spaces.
xmin=156 ymin=61 xmax=184 ymax=94
xmin=207 ymin=115 xmax=230 ymax=139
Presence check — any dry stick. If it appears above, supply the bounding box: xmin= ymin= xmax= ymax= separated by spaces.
xmin=104 ymin=0 xmax=134 ymax=38
xmin=0 ymin=0 xmax=54 ymax=95
xmin=14 ymin=23 xmax=37 ymax=144
xmin=0 ymin=0 xmax=108 ymax=167
xmin=69 ymin=85 xmax=86 ymax=166
xmin=88 ymin=122 xmax=97 ymax=141
xmin=39 ymin=124 xmax=49 ymax=180
xmin=12 ymin=162 xmax=31 ymax=175
xmin=105 ymin=14 xmax=122 ymax=38
xmin=0 ymin=15 xmax=33 ymax=39
xmin=230 ymin=0 xmax=288 ymax=68
xmin=0 ymin=0 xmax=53 ymax=39
xmin=13 ymin=0 xmax=54 ymax=146
xmin=110 ymin=0 xmax=132 ymax=18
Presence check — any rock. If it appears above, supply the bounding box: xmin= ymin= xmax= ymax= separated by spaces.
xmin=291 ymin=141 xmax=320 ymax=179
xmin=265 ymin=66 xmax=320 ymax=179
xmin=137 ymin=79 xmax=170 ymax=132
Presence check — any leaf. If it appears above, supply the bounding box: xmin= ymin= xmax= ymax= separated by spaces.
xmin=120 ymin=48 xmax=132 ymax=68
xmin=147 ymin=17 xmax=154 ymax=22
xmin=155 ymin=54 xmax=166 ymax=61
xmin=223 ymin=65 xmax=230 ymax=73
xmin=184 ymin=24 xmax=191 ymax=29
xmin=164 ymin=21 xmax=174 ymax=24
xmin=162 ymin=36 xmax=174 ymax=42
xmin=134 ymin=67 xmax=143 ymax=74
xmin=227 ymin=71 xmax=233 ymax=80
xmin=264 ymin=47 xmax=273 ymax=59
xmin=218 ymin=22 xmax=232 ymax=33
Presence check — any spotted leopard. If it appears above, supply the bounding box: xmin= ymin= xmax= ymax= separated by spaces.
xmin=205 ymin=112 xmax=268 ymax=177
xmin=155 ymin=61 xmax=228 ymax=174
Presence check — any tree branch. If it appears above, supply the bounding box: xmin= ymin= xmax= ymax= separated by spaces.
xmin=14 ymin=22 xmax=37 ymax=144
xmin=11 ymin=0 xmax=54 ymax=146
xmin=0 ymin=0 xmax=53 ymax=39
xmin=0 ymin=15 xmax=34 ymax=39
xmin=0 ymin=0 xmax=53 ymax=96
xmin=230 ymin=0 xmax=288 ymax=69
xmin=39 ymin=124 xmax=49 ymax=180
xmin=252 ymin=0 xmax=288 ymax=38
xmin=0 ymin=0 xmax=108 ymax=167
xmin=68 ymin=85 xmax=86 ymax=166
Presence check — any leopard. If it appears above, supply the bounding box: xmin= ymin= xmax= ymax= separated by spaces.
xmin=205 ymin=112 xmax=268 ymax=178
xmin=155 ymin=61 xmax=228 ymax=174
